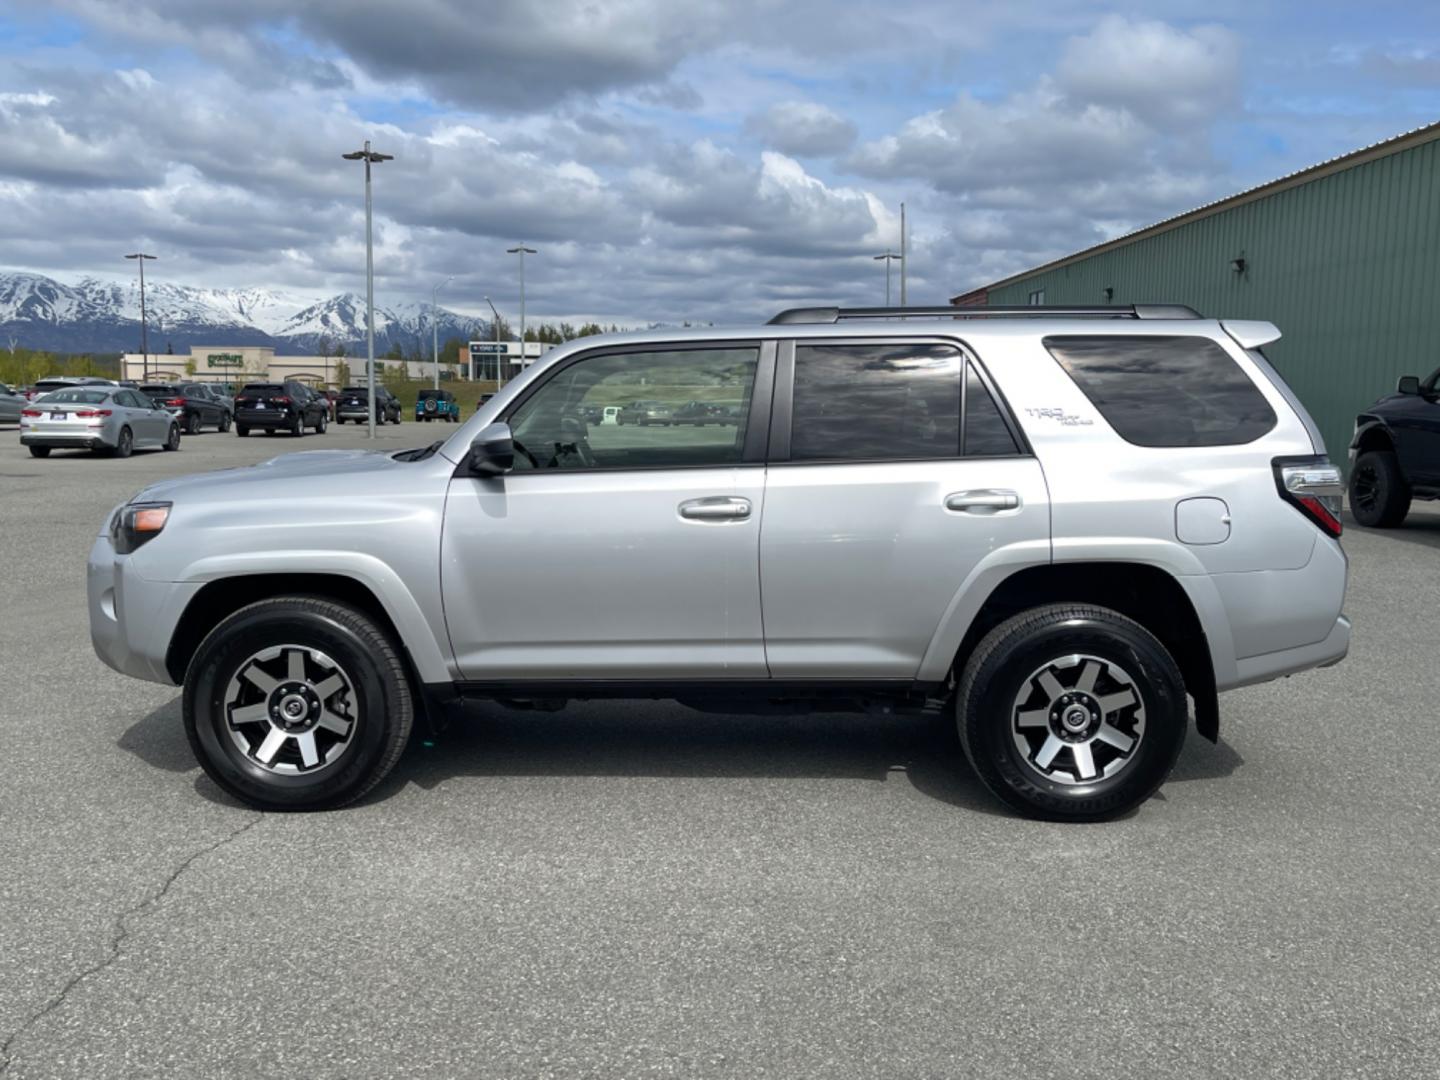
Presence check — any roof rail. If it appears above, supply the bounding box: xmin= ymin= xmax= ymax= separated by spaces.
xmin=766 ymin=304 xmax=1201 ymax=325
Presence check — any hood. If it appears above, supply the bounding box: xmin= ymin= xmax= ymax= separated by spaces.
xmin=132 ymin=448 xmax=409 ymax=504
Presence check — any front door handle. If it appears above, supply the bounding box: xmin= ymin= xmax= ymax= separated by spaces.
xmin=679 ymin=496 xmax=751 ymax=521
xmin=945 ymin=489 xmax=1020 ymax=513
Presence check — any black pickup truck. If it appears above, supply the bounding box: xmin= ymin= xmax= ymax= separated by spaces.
xmin=1349 ymin=366 xmax=1440 ymax=527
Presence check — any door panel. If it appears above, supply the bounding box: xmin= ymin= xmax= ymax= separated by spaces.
xmin=759 ymin=458 xmax=1050 ymax=677
xmin=1389 ymin=390 xmax=1440 ymax=483
xmin=442 ymin=468 xmax=766 ymax=678
xmin=441 ymin=341 xmax=772 ymax=681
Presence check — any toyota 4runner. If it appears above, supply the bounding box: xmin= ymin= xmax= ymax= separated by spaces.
xmin=89 ymin=305 xmax=1350 ymax=819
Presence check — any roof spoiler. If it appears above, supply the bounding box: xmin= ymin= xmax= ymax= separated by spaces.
xmin=1221 ymin=320 xmax=1282 ymax=349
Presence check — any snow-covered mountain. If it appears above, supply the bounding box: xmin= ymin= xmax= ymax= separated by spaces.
xmin=0 ymin=272 xmax=491 ymax=355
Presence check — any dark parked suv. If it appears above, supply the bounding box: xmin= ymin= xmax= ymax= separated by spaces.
xmin=1349 ymin=366 xmax=1440 ymax=527
xmin=233 ymin=381 xmax=329 ymax=437
xmin=337 ymin=385 xmax=402 ymax=425
xmin=139 ymin=382 xmax=232 ymax=434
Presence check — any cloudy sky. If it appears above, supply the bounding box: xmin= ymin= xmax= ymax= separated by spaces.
xmin=0 ymin=1 xmax=1436 ymax=325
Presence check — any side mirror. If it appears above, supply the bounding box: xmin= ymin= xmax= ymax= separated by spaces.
xmin=467 ymin=421 xmax=514 ymax=476
xmin=1397 ymin=375 xmax=1421 ymax=395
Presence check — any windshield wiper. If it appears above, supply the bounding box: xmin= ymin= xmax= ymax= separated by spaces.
xmin=392 ymin=440 xmax=444 ymax=462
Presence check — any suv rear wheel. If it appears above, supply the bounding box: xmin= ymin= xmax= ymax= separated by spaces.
xmin=183 ymin=597 xmax=414 ymax=810
xmin=1348 ymin=449 xmax=1409 ymax=528
xmin=957 ymin=604 xmax=1186 ymax=821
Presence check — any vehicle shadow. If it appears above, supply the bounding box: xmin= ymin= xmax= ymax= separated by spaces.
xmin=1343 ymin=508 xmax=1440 ymax=551
xmin=119 ymin=697 xmax=1244 ymax=817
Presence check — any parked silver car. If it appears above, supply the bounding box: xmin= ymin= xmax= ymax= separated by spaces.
xmin=22 ymin=386 xmax=180 ymax=458
xmin=0 ymin=383 xmax=25 ymax=424
xmin=88 ymin=304 xmax=1348 ymax=819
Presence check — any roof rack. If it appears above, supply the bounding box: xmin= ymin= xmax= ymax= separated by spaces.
xmin=766 ymin=304 xmax=1202 ymax=325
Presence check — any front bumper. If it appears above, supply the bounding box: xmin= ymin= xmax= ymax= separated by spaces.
xmin=88 ymin=535 xmax=202 ymax=685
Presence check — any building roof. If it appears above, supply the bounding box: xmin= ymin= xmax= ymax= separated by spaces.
xmin=952 ymin=119 xmax=1440 ymax=302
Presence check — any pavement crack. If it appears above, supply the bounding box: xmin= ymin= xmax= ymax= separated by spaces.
xmin=0 ymin=813 xmax=264 ymax=1076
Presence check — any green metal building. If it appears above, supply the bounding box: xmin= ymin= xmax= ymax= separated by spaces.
xmin=953 ymin=121 xmax=1440 ymax=463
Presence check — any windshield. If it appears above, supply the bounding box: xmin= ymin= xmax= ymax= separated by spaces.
xmin=43 ymin=389 xmax=111 ymax=404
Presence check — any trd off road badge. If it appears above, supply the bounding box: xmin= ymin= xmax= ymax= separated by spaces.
xmin=1023 ymin=407 xmax=1094 ymax=427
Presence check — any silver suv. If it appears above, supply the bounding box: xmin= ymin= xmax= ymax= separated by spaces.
xmin=88 ymin=305 xmax=1349 ymax=819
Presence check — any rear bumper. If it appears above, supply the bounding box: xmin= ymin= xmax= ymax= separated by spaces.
xmin=1231 ymin=614 xmax=1351 ymax=688
xmin=337 ymin=407 xmax=375 ymax=420
xmin=235 ymin=409 xmax=293 ymax=429
xmin=21 ymin=432 xmax=108 ymax=449
xmin=88 ymin=535 xmax=201 ymax=686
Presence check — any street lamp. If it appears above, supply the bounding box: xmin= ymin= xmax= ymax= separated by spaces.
xmin=483 ymin=295 xmax=503 ymax=387
xmin=506 ymin=244 xmax=536 ymax=370
xmin=873 ymin=251 xmax=902 ymax=307
xmin=342 ymin=140 xmax=393 ymax=438
xmin=125 ymin=253 xmax=156 ymax=380
xmin=431 ymin=275 xmax=453 ymax=390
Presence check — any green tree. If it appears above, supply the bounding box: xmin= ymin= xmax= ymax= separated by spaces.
xmin=334 ymin=359 xmax=351 ymax=388
xmin=384 ymin=342 xmax=404 ymax=360
xmin=184 ymin=357 xmax=197 ymax=376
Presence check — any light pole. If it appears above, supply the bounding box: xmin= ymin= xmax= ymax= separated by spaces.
xmin=506 ymin=244 xmax=536 ymax=371
xmin=898 ymin=203 xmax=910 ymax=306
xmin=873 ymin=251 xmax=901 ymax=306
xmin=484 ymin=295 xmax=503 ymax=387
xmin=342 ymin=140 xmax=393 ymax=438
xmin=431 ymin=275 xmax=453 ymax=390
xmin=125 ymin=253 xmax=156 ymax=381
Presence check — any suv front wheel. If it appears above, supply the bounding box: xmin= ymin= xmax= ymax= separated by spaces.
xmin=183 ymin=597 xmax=414 ymax=810
xmin=957 ymin=604 xmax=1186 ymax=821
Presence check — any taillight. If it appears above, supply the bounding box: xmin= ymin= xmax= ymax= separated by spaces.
xmin=21 ymin=408 xmax=40 ymax=417
xmin=270 ymin=396 xmax=290 ymax=405
xmin=74 ymin=409 xmax=113 ymax=418
xmin=166 ymin=397 xmax=185 ymax=407
xmin=1273 ymin=457 xmax=1343 ymax=537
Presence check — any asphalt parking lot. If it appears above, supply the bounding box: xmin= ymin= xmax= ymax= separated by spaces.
xmin=1 ymin=422 xmax=1437 ymax=1079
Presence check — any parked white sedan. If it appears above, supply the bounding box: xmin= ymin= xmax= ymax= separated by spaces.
xmin=20 ymin=387 xmax=180 ymax=458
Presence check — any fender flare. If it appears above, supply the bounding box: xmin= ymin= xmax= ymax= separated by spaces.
xmin=170 ymin=550 xmax=457 ymax=684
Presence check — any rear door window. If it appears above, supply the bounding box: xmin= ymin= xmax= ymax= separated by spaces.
xmin=1043 ymin=335 xmax=1277 ymax=447
xmin=964 ymin=362 xmax=1021 ymax=456
xmin=790 ymin=342 xmax=961 ymax=461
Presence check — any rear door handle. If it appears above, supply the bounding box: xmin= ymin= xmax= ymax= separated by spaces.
xmin=679 ymin=496 xmax=751 ymax=521
xmin=945 ymin=489 xmax=1020 ymax=513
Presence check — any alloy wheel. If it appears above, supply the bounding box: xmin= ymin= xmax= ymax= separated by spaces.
xmin=1351 ymin=463 xmax=1378 ymax=513
xmin=223 ymin=645 xmax=358 ymax=775
xmin=1011 ymin=653 xmax=1146 ymax=785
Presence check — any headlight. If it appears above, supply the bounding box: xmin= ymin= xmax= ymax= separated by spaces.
xmin=111 ymin=501 xmax=172 ymax=554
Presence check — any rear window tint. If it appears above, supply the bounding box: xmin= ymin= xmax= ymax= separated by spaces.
xmin=1042 ymin=335 xmax=1277 ymax=448
xmin=241 ymin=384 xmax=285 ymax=394
xmin=964 ymin=363 xmax=1020 ymax=456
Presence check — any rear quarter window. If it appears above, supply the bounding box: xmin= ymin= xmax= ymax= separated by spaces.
xmin=1042 ymin=335 xmax=1276 ymax=448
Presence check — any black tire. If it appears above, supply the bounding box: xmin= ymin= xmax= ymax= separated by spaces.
xmin=164 ymin=423 xmax=181 ymax=451
xmin=28 ymin=445 xmax=50 ymax=458
xmin=1348 ymin=449 xmax=1410 ymax=528
xmin=113 ymin=426 xmax=133 ymax=459
xmin=185 ymin=411 xmax=200 ymax=435
xmin=237 ymin=425 xmax=249 ymax=437
xmin=315 ymin=412 xmax=327 ymax=434
xmin=291 ymin=414 xmax=304 ymax=437
xmin=183 ymin=597 xmax=415 ymax=811
xmin=336 ymin=417 xmax=345 ymax=425
xmin=956 ymin=604 xmax=1187 ymax=821
xmin=265 ymin=428 xmax=275 ymax=436
xmin=219 ymin=412 xmax=232 ymax=433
